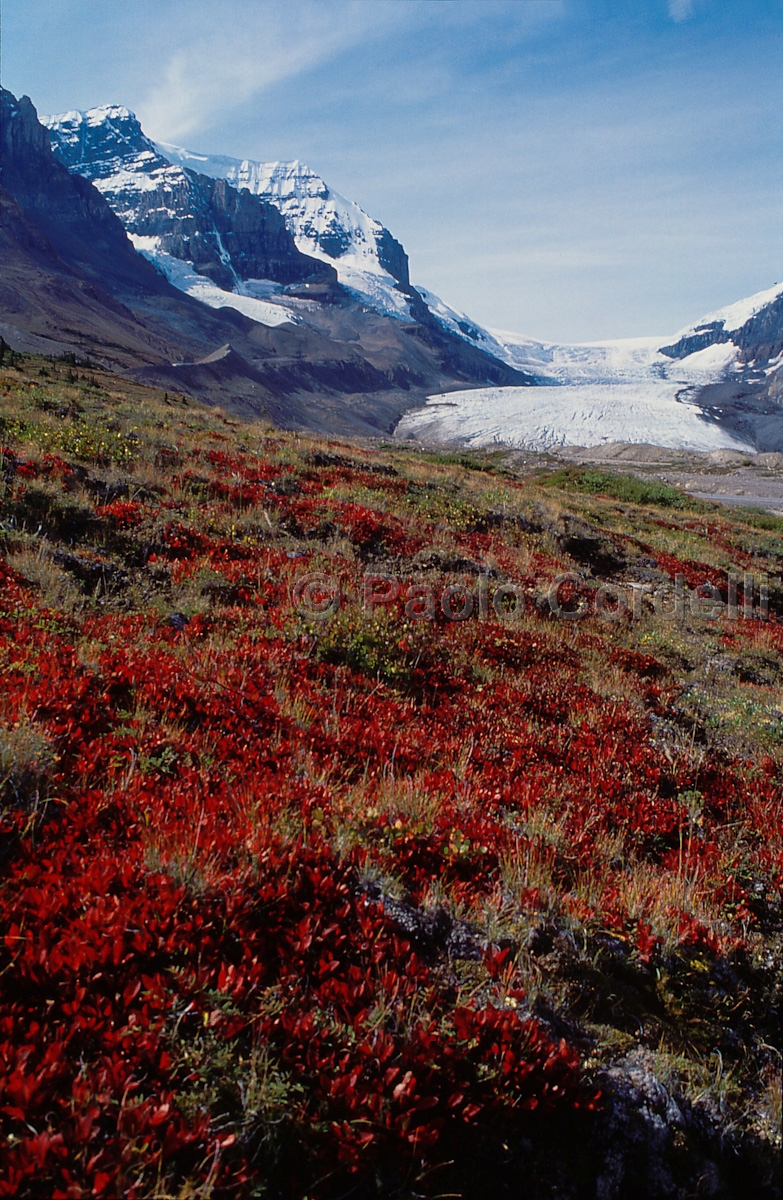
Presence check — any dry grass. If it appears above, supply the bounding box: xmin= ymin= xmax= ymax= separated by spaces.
xmin=6 ymin=542 xmax=86 ymax=613
xmin=0 ymin=718 xmax=55 ymax=810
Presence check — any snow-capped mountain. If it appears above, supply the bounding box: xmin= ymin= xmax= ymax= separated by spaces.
xmin=660 ymin=282 xmax=783 ymax=364
xmin=6 ymin=88 xmax=529 ymax=436
xmin=417 ymin=280 xmax=783 ymax=381
xmin=42 ymin=104 xmax=534 ymax=397
xmin=157 ymin=143 xmax=414 ymax=319
xmin=42 ymin=106 xmax=337 ymax=328
xmin=43 ymin=107 xmax=418 ymax=325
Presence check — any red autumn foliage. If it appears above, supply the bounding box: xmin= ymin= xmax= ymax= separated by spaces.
xmin=1 ymin=382 xmax=781 ymax=1198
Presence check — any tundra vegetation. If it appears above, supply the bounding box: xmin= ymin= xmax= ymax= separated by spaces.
xmin=0 ymin=355 xmax=781 ymax=1198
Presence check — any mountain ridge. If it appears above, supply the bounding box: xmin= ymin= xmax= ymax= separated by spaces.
xmin=42 ymin=106 xmax=339 ymax=295
xmin=8 ymin=93 xmax=781 ymax=451
xmin=3 ymin=89 xmax=533 ymax=438
xmin=155 ymin=140 xmax=413 ymax=290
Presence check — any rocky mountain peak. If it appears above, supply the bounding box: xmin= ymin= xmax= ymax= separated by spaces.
xmin=1 ymin=91 xmax=52 ymax=161
xmin=43 ymin=104 xmax=157 ymax=174
xmin=43 ymin=104 xmax=337 ymax=295
xmin=159 ymin=142 xmax=412 ymax=295
xmin=660 ymin=282 xmax=783 ymax=364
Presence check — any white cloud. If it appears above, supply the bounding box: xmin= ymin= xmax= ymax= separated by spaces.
xmin=136 ymin=1 xmax=404 ymax=141
xmin=668 ymin=0 xmax=695 ymax=22
xmin=135 ymin=0 xmax=567 ymax=143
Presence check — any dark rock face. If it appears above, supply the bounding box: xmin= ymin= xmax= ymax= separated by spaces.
xmin=153 ymin=172 xmax=337 ymax=291
xmin=733 ymin=291 xmax=783 ymax=361
xmin=659 ymin=321 xmax=731 ymax=360
xmin=375 ymin=227 xmax=410 ymax=288
xmin=0 ymin=90 xmax=160 ymax=294
xmin=309 ymin=222 xmax=352 ymax=260
xmin=556 ymin=517 xmax=627 ymax=576
xmin=1 ymin=91 xmax=50 ymax=162
xmin=45 ymin=107 xmax=337 ymax=292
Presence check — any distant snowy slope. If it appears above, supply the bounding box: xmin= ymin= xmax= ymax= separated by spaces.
xmin=677 ymin=281 xmax=783 ymax=336
xmin=414 ymin=287 xmax=676 ymax=381
xmin=416 ymin=278 xmax=783 ymax=386
xmin=660 ymin=281 xmax=783 ymax=362
xmin=411 ymin=287 xmax=552 ymax=371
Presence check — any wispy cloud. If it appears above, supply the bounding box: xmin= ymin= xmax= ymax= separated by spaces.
xmin=668 ymin=0 xmax=695 ymax=22
xmin=137 ymin=0 xmax=566 ymax=143
xmin=137 ymin=1 xmax=404 ymax=141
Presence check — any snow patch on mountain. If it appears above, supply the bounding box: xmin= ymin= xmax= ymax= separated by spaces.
xmin=43 ymin=106 xmax=181 ymax=220
xmin=129 ymin=236 xmax=297 ymax=327
xmin=679 ymin=281 xmax=783 ymax=337
xmin=334 ymin=267 xmax=412 ymax=319
xmin=412 ymin=287 xmax=530 ymax=365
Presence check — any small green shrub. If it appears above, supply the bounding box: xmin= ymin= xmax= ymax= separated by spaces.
xmin=727 ymin=507 xmax=783 ymax=534
xmin=1 ymin=414 xmax=139 ymax=465
xmin=544 ymin=468 xmax=709 ymax=510
xmin=310 ymin=608 xmax=438 ymax=690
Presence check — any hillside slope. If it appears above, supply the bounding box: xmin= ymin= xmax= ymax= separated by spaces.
xmin=0 ymin=350 xmax=780 ymax=1198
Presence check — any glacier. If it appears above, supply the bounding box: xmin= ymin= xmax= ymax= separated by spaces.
xmin=395 ymin=330 xmax=760 ymax=453
xmin=395 ymin=378 xmax=753 ymax=453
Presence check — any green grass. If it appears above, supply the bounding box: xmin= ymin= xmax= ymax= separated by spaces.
xmin=543 ymin=467 xmax=712 ymax=510
xmin=724 ymin=506 xmax=783 ymax=534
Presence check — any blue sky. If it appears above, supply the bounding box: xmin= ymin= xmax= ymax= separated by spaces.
xmin=3 ymin=0 xmax=782 ymax=342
